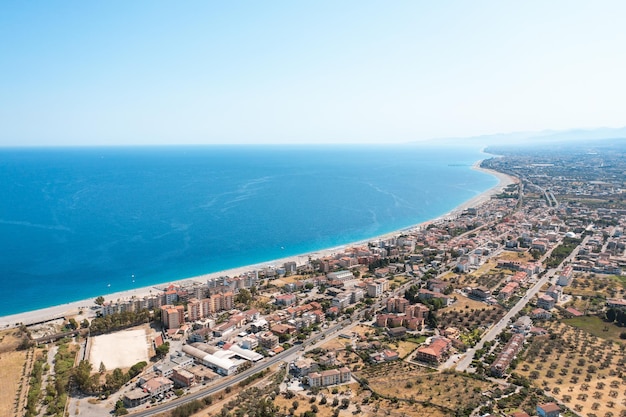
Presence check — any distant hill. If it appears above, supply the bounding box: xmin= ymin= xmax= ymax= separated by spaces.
xmin=416 ymin=126 xmax=626 ymax=149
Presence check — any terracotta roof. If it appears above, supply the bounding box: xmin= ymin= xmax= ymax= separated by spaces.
xmin=538 ymin=402 xmax=560 ymax=413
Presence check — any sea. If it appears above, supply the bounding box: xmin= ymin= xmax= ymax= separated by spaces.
xmin=0 ymin=144 xmax=498 ymax=316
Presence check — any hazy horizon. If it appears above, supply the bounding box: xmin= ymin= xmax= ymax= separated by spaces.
xmin=2 ymin=1 xmax=625 ymax=146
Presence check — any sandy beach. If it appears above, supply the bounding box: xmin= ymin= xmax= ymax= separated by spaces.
xmin=0 ymin=163 xmax=516 ymax=329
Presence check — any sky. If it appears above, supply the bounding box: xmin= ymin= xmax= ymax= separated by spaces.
xmin=1 ymin=1 xmax=625 ymax=146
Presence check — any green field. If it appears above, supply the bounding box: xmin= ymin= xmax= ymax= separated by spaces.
xmin=562 ymin=315 xmax=625 ymax=343
xmin=608 ymin=274 xmax=626 ymax=288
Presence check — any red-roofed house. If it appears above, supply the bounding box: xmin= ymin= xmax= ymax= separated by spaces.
xmin=537 ymin=402 xmax=560 ymax=417
xmin=416 ymin=337 xmax=451 ymax=363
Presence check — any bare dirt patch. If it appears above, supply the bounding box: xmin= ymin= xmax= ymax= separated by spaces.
xmin=442 ymin=294 xmax=488 ymax=312
xmin=497 ymin=251 xmax=531 ymax=262
xmin=89 ymin=327 xmax=149 ymax=370
xmin=318 ymin=335 xmax=350 ymax=351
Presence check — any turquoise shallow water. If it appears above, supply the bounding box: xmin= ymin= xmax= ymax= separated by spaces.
xmin=0 ymin=144 xmax=497 ymax=316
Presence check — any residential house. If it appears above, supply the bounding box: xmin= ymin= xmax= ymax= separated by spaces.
xmin=490 ymin=333 xmax=524 ymax=377
xmin=415 ymin=337 xmax=451 ymax=363
xmin=536 ymin=294 xmax=556 ymax=310
xmin=537 ymin=402 xmax=561 ymax=417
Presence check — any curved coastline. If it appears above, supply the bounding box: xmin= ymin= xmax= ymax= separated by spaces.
xmin=0 ymin=162 xmax=517 ymax=328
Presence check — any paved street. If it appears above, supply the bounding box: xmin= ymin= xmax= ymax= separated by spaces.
xmin=454 ymin=236 xmax=588 ymax=372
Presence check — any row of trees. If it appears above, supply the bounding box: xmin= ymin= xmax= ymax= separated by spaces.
xmin=605 ymin=307 xmax=626 ymax=328
xmin=41 ymin=343 xmax=76 ymax=417
xmin=73 ymin=359 xmax=147 ymax=395
xmin=88 ymin=309 xmax=151 ymax=335
xmin=545 ymin=237 xmax=581 ymax=268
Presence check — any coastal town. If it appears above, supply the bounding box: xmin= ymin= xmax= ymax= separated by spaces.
xmin=2 ymin=141 xmax=626 ymax=417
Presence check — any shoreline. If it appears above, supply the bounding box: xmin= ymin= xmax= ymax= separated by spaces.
xmin=0 ymin=162 xmax=517 ymax=329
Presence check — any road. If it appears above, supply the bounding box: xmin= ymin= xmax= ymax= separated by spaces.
xmin=129 ymin=318 xmax=354 ymax=416
xmin=453 ymin=266 xmax=555 ymax=372
xmin=454 ymin=235 xmax=587 ymax=372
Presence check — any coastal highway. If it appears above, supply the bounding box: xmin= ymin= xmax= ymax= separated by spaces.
xmin=129 ymin=319 xmax=352 ymax=417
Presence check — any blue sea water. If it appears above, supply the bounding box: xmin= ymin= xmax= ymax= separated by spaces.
xmin=0 ymin=145 xmax=497 ymax=316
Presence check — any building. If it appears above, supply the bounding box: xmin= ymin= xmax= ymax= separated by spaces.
xmin=243 ymin=319 xmax=265 ymax=333
xmin=530 ymin=308 xmax=552 ymax=320
xmin=141 ymin=376 xmax=174 ymax=397
xmin=327 ymin=270 xmax=354 ymax=282
xmin=606 ymin=298 xmax=626 ymax=308
xmin=181 ymin=345 xmax=240 ymax=376
xmin=415 ymin=337 xmax=451 ymax=363
xmin=537 ymin=402 xmax=561 ymax=417
xmin=331 ymin=293 xmax=352 ymax=310
xmin=499 ymin=282 xmax=519 ymax=300
xmin=275 ymin=293 xmax=297 ymax=306
xmin=161 ymin=305 xmax=185 ymax=329
xmin=123 ymin=389 xmax=150 ymax=408
xmin=386 ymin=297 xmax=410 ymax=313
xmin=557 ymin=265 xmax=573 ymax=286
xmin=187 ymin=298 xmax=202 ymax=322
xmin=545 ymin=285 xmax=562 ymax=302
xmin=366 ymin=281 xmax=384 ymax=297
xmin=470 ymin=287 xmax=490 ymax=301
xmin=306 ymin=367 xmax=351 ymax=387
xmin=536 ymin=294 xmax=556 ymax=310
xmin=171 ymin=368 xmax=196 ymax=387
xmin=212 ymin=321 xmax=236 ymax=337
xmin=241 ymin=335 xmax=259 ymax=350
xmin=490 ymin=333 xmax=525 ymax=377
xmin=512 ymin=316 xmax=532 ymax=334
xmin=350 ymin=288 xmax=364 ymax=303
xmin=258 ymin=331 xmax=279 ymax=349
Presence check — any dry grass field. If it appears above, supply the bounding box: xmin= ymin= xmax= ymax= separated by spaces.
xmin=273 ymin=381 xmax=455 ymax=417
xmin=0 ymin=329 xmax=31 ymax=417
xmin=443 ymin=294 xmax=488 ymax=312
xmin=516 ymin=320 xmax=626 ymax=417
xmin=395 ymin=340 xmax=419 ymax=358
xmin=497 ymin=251 xmax=532 ymax=261
xmin=357 ymin=361 xmax=491 ymax=415
xmin=468 ymin=260 xmax=498 ymax=278
xmin=351 ymin=324 xmax=373 ymax=339
xmin=318 ymin=336 xmax=351 ymax=351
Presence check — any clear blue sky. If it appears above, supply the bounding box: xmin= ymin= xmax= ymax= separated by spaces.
xmin=1 ymin=1 xmax=625 ymax=146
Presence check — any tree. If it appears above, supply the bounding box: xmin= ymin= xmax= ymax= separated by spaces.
xmin=73 ymin=360 xmax=94 ymax=393
xmin=155 ymin=342 xmax=170 ymax=359
xmin=115 ymin=400 xmax=129 ymax=415
xmin=95 ymin=296 xmax=105 ymax=305
xmin=606 ymin=308 xmax=617 ymax=323
xmin=99 ymin=361 xmax=107 ymax=374
xmin=341 ymin=398 xmax=350 ymax=409
xmin=235 ymin=289 xmax=252 ymax=305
